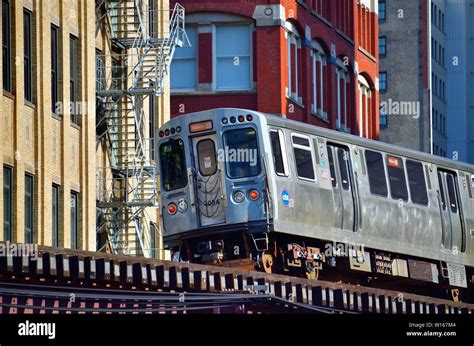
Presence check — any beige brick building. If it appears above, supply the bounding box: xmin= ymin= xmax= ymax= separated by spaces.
xmin=1 ymin=0 xmax=179 ymax=257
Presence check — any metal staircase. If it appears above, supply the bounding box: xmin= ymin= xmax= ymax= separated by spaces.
xmin=95 ymin=0 xmax=187 ymax=257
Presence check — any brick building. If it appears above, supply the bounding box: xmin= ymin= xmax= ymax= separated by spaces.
xmin=171 ymin=0 xmax=380 ymax=139
xmin=1 ymin=0 xmax=174 ymax=258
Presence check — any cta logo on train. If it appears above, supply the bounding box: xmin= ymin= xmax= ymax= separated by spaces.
xmin=157 ymin=108 xmax=474 ymax=302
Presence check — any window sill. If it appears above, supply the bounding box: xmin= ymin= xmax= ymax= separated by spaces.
xmin=286 ymin=95 xmax=304 ymax=109
xmin=310 ymin=11 xmax=332 ymax=28
xmin=3 ymin=91 xmax=15 ymax=100
xmin=52 ymin=113 xmax=62 ymax=121
xmin=311 ymin=111 xmax=329 ymax=124
xmin=25 ymin=101 xmax=36 ymax=109
xmin=336 ymin=125 xmax=351 ymax=134
xmin=71 ymin=122 xmax=81 ymax=130
xmin=358 ymin=46 xmax=377 ymax=63
xmin=172 ymin=89 xmax=257 ymax=96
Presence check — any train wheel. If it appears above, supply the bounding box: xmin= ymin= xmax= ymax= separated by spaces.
xmin=261 ymin=251 xmax=274 ymax=274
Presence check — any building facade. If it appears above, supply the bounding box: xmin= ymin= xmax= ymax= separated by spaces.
xmin=378 ymin=0 xmax=447 ymax=156
xmin=170 ymin=0 xmax=380 ymax=139
xmin=1 ymin=0 xmax=96 ymax=250
xmin=1 ymin=0 xmax=177 ymax=258
xmin=445 ymin=0 xmax=474 ymax=163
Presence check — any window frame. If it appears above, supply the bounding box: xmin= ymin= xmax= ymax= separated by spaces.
xmin=159 ymin=138 xmax=188 ymax=192
xmin=70 ymin=191 xmax=79 ymax=250
xmin=336 ymin=59 xmax=349 ymax=130
xmin=214 ymin=23 xmax=253 ymax=92
xmin=269 ymin=129 xmax=289 ymax=177
xmin=25 ymin=174 xmax=34 ymax=244
xmin=51 ymin=24 xmax=59 ymax=115
xmin=3 ymin=165 xmax=13 ymax=241
xmin=365 ymin=150 xmax=388 ymax=197
xmin=171 ymin=25 xmax=198 ymax=91
xmin=291 ymin=133 xmax=316 ymax=182
xmin=196 ymin=138 xmax=218 ymax=177
xmin=379 ymin=36 xmax=387 ymax=57
xmin=311 ymin=41 xmax=326 ymax=118
xmin=406 ymin=160 xmax=429 ymax=206
xmin=24 ymin=9 xmax=33 ymax=103
xmin=379 ymin=71 xmax=387 ymax=92
xmin=378 ymin=0 xmax=386 ymax=20
xmin=70 ymin=34 xmax=80 ymax=126
xmin=52 ymin=184 xmax=60 ymax=247
xmin=223 ymin=127 xmax=261 ymax=179
xmin=2 ymin=0 xmax=12 ymax=93
xmin=285 ymin=21 xmax=302 ymax=103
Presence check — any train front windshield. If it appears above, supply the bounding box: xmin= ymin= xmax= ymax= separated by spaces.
xmin=159 ymin=139 xmax=187 ymax=191
xmin=223 ymin=128 xmax=260 ymax=178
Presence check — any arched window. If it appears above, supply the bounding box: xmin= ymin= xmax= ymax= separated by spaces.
xmin=358 ymin=75 xmax=372 ymax=138
xmin=311 ymin=40 xmax=326 ymax=118
xmin=336 ymin=58 xmax=350 ymax=131
xmin=285 ymin=21 xmax=302 ymax=102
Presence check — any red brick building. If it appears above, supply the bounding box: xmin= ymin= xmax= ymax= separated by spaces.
xmin=171 ymin=0 xmax=380 ymax=139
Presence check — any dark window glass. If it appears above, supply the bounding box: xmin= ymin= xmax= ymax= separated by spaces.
xmin=379 ymin=36 xmax=386 ymax=56
xmin=149 ymin=91 xmax=155 ymax=161
xmin=379 ymin=0 xmax=386 ymax=20
xmin=197 ymin=139 xmax=217 ymax=176
xmin=386 ymin=156 xmax=408 ymax=201
xmin=223 ymin=128 xmax=261 ymax=178
xmin=3 ymin=166 xmax=13 ymax=241
xmin=365 ymin=150 xmax=388 ymax=197
xmin=159 ymin=139 xmax=187 ymax=191
xmin=24 ymin=10 xmax=33 ymax=102
xmin=379 ymin=72 xmax=387 ymax=91
xmin=51 ymin=25 xmax=59 ymax=114
xmin=327 ymin=146 xmax=337 ymax=187
xmin=25 ymin=174 xmax=34 ymax=243
xmin=52 ymin=185 xmax=59 ymax=247
xmin=446 ymin=174 xmax=458 ymax=213
xmin=380 ymin=107 xmax=388 ymax=127
xmin=292 ymin=135 xmax=314 ymax=180
xmin=150 ymin=222 xmax=156 ymax=259
xmin=270 ymin=131 xmax=286 ymax=176
xmin=70 ymin=35 xmax=80 ymax=125
xmin=2 ymin=0 xmax=12 ymax=92
xmin=96 ymin=51 xmax=105 ymax=91
xmin=292 ymin=136 xmax=310 ymax=147
xmin=437 ymin=172 xmax=446 ymax=210
xmin=71 ymin=192 xmax=78 ymax=250
xmin=406 ymin=160 xmax=429 ymax=205
xmin=337 ymin=148 xmax=350 ymax=190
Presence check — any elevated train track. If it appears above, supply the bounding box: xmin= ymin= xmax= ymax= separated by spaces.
xmin=0 ymin=243 xmax=472 ymax=314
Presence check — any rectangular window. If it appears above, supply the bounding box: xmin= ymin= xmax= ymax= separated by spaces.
xmin=96 ymin=51 xmax=105 ymax=91
xmin=70 ymin=35 xmax=80 ymax=125
xmin=438 ymin=172 xmax=446 ymax=210
xmin=24 ymin=10 xmax=33 ymax=102
xmin=224 ymin=128 xmax=261 ymax=179
xmin=2 ymin=0 xmax=12 ymax=92
xmin=171 ymin=26 xmax=197 ymax=90
xmin=52 ymin=185 xmax=59 ymax=247
xmin=379 ymin=36 xmax=386 ymax=56
xmin=270 ymin=130 xmax=288 ymax=177
xmin=150 ymin=222 xmax=156 ymax=259
xmin=51 ymin=25 xmax=59 ymax=114
xmin=386 ymin=156 xmax=408 ymax=201
xmin=216 ymin=24 xmax=251 ymax=90
xmin=327 ymin=146 xmax=337 ymax=188
xmin=365 ymin=150 xmax=388 ymax=197
xmin=379 ymin=72 xmax=387 ymax=92
xmin=3 ymin=166 xmax=13 ymax=241
xmin=446 ymin=174 xmax=458 ymax=213
xmin=149 ymin=94 xmax=156 ymax=161
xmin=378 ymin=0 xmax=386 ymax=20
xmin=406 ymin=160 xmax=429 ymax=205
xmin=337 ymin=147 xmax=350 ymax=190
xmin=197 ymin=139 xmax=217 ymax=176
xmin=25 ymin=174 xmax=34 ymax=243
xmin=292 ymin=134 xmax=315 ymax=181
xmin=70 ymin=192 xmax=78 ymax=249
xmin=159 ymin=139 xmax=188 ymax=191
xmin=380 ymin=107 xmax=388 ymax=127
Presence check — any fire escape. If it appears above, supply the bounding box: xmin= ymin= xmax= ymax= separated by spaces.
xmin=95 ymin=0 xmax=187 ymax=257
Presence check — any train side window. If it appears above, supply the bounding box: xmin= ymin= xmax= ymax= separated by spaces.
xmin=468 ymin=174 xmax=474 ymax=199
xmin=292 ymin=134 xmax=315 ymax=181
xmin=386 ymin=156 xmax=408 ymax=201
xmin=337 ymin=148 xmax=350 ymax=190
xmin=446 ymin=174 xmax=458 ymax=213
xmin=197 ymin=139 xmax=217 ymax=176
xmin=406 ymin=160 xmax=429 ymax=205
xmin=327 ymin=146 xmax=337 ymax=187
xmin=438 ymin=172 xmax=446 ymax=210
xmin=365 ymin=150 xmax=388 ymax=197
xmin=270 ymin=130 xmax=288 ymax=177
xmin=159 ymin=139 xmax=188 ymax=191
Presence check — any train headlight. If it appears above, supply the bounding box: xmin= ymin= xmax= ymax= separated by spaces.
xmin=249 ymin=190 xmax=260 ymax=201
xmin=177 ymin=199 xmax=188 ymax=213
xmin=167 ymin=203 xmax=177 ymax=215
xmin=233 ymin=191 xmax=245 ymax=203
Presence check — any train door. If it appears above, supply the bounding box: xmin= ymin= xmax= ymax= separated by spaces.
xmin=437 ymin=170 xmax=464 ymax=252
xmin=191 ymin=135 xmax=226 ymax=227
xmin=327 ymin=144 xmax=356 ymax=232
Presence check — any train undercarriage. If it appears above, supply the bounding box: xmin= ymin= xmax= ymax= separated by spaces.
xmin=175 ymin=229 xmax=474 ymax=304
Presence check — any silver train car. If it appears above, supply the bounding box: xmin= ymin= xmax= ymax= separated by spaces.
xmin=157 ymin=108 xmax=474 ymax=299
